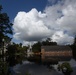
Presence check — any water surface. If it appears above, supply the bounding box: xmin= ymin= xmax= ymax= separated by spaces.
xmin=13 ymin=59 xmax=76 ymax=75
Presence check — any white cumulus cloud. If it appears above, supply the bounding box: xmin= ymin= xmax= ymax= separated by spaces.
xmin=51 ymin=31 xmax=74 ymax=45
xmin=13 ymin=8 xmax=52 ymax=41
xmin=13 ymin=0 xmax=76 ymax=45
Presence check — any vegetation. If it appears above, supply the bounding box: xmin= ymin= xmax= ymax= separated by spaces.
xmin=0 ymin=5 xmax=13 ymax=75
xmin=32 ymin=41 xmax=41 ymax=52
xmin=70 ymin=36 xmax=76 ymax=60
xmin=25 ymin=71 xmax=31 ymax=75
xmin=32 ymin=38 xmax=57 ymax=53
xmin=7 ymin=43 xmax=27 ymax=65
xmin=0 ymin=5 xmax=27 ymax=75
xmin=58 ymin=62 xmax=73 ymax=75
xmin=41 ymin=38 xmax=57 ymax=46
xmin=0 ymin=5 xmax=13 ymax=43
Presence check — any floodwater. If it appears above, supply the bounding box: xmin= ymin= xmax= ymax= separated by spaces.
xmin=13 ymin=59 xmax=76 ymax=75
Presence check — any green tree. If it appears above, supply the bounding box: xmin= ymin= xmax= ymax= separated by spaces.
xmin=74 ymin=36 xmax=76 ymax=45
xmin=60 ymin=62 xmax=73 ymax=75
xmin=32 ymin=41 xmax=41 ymax=52
xmin=32 ymin=38 xmax=57 ymax=52
xmin=0 ymin=5 xmax=13 ymax=75
xmin=0 ymin=5 xmax=13 ymax=43
xmin=42 ymin=38 xmax=57 ymax=46
xmin=70 ymin=36 xmax=76 ymax=60
xmin=7 ymin=44 xmax=17 ymax=66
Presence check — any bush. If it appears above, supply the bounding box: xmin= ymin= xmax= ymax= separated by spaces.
xmin=58 ymin=62 xmax=73 ymax=75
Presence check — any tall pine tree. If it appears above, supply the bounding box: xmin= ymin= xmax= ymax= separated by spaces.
xmin=0 ymin=5 xmax=13 ymax=43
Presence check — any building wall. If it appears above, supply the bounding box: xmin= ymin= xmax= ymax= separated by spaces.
xmin=41 ymin=48 xmax=72 ymax=62
xmin=43 ymin=51 xmax=72 ymax=56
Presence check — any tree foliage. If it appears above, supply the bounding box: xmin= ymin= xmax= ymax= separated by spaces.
xmin=70 ymin=36 xmax=76 ymax=60
xmin=32 ymin=41 xmax=41 ymax=52
xmin=41 ymin=38 xmax=57 ymax=46
xmin=0 ymin=5 xmax=13 ymax=74
xmin=6 ymin=43 xmax=28 ymax=66
xmin=59 ymin=62 xmax=73 ymax=75
xmin=0 ymin=5 xmax=13 ymax=43
xmin=32 ymin=38 xmax=57 ymax=52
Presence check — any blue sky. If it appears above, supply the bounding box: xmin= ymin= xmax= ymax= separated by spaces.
xmin=0 ymin=0 xmax=48 ymax=21
xmin=0 ymin=0 xmax=48 ymax=44
xmin=0 ymin=0 xmax=76 ymax=45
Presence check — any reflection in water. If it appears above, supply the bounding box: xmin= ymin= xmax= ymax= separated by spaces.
xmin=13 ymin=61 xmax=61 ymax=75
xmin=13 ymin=56 xmax=76 ymax=75
xmin=69 ymin=59 xmax=76 ymax=67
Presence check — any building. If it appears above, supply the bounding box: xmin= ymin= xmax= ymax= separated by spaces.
xmin=27 ymin=44 xmax=33 ymax=57
xmin=41 ymin=46 xmax=72 ymax=62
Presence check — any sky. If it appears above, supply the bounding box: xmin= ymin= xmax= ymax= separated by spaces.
xmin=0 ymin=0 xmax=47 ymax=21
xmin=0 ymin=0 xmax=76 ymax=46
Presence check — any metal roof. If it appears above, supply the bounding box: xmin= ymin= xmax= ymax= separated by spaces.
xmin=41 ymin=46 xmax=72 ymax=51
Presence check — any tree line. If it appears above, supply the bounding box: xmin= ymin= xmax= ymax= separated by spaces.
xmin=0 ymin=5 xmax=28 ymax=75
